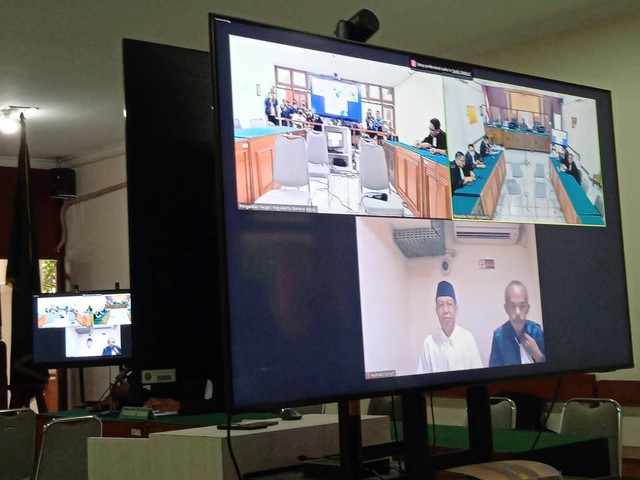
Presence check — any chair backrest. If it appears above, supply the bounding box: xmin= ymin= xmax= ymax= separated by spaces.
xmin=273 ymin=135 xmax=308 ymax=188
xmin=581 ymin=173 xmax=590 ymax=193
xmin=559 ymin=397 xmax=621 ymax=476
xmin=306 ymin=131 xmax=330 ymax=166
xmin=0 ymin=408 xmax=36 ymax=480
xmin=367 ymin=396 xmax=403 ymax=420
xmin=359 ymin=141 xmax=389 ymax=191
xmin=249 ymin=118 xmax=267 ymax=128
xmin=35 ymin=415 xmax=103 ymax=480
xmin=594 ymin=194 xmax=604 ymax=215
xmin=294 ymin=404 xmax=326 ymax=415
xmin=489 ymin=396 xmax=517 ymax=429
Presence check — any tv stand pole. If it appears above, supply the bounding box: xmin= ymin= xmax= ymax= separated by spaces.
xmin=338 ymin=399 xmax=363 ymax=479
xmin=401 ymin=391 xmax=431 ymax=480
xmin=401 ymin=385 xmax=493 ymax=480
xmin=79 ymin=367 xmax=88 ymax=405
xmin=466 ymin=384 xmax=493 ymax=461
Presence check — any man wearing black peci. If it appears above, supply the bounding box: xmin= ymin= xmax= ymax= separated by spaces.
xmin=417 ymin=280 xmax=483 ymax=374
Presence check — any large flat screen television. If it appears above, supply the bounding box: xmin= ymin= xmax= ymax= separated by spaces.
xmin=210 ymin=15 xmax=631 ymax=412
xmin=32 ymin=290 xmax=132 ymax=368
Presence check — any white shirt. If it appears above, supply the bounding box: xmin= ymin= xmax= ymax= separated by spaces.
xmin=519 ymin=341 xmax=534 ymax=364
xmin=417 ymin=325 xmax=483 ymax=374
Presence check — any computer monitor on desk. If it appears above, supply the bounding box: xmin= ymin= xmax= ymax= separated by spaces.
xmin=324 ymin=125 xmax=352 ymax=167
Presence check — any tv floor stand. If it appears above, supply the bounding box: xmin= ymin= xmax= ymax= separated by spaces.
xmin=337 ymin=385 xmax=494 ymax=480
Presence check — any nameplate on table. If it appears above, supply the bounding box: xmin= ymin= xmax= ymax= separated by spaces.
xmin=119 ymin=406 xmax=153 ymax=420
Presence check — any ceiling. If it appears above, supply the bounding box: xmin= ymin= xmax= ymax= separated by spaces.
xmin=3 ymin=0 xmax=640 ymax=167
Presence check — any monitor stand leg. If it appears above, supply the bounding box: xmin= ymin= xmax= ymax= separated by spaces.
xmin=401 ymin=392 xmax=432 ymax=480
xmin=338 ymin=399 xmax=363 ymax=479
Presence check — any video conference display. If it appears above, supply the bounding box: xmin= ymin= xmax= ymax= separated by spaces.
xmin=226 ymin=33 xmax=605 ymax=227
xmin=33 ymin=291 xmax=132 ymax=367
xmin=211 ymin=15 xmax=630 ymax=409
xmin=309 ymin=75 xmax=362 ymax=122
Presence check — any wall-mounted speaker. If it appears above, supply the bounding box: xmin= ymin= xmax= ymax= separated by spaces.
xmin=51 ymin=168 xmax=77 ymax=198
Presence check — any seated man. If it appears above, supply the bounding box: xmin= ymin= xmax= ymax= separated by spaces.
xmin=464 ymin=143 xmax=485 ymax=176
xmin=415 ymin=118 xmax=447 ymax=156
xmin=137 ymin=367 xmax=221 ymax=414
xmin=560 ymin=153 xmax=582 ymax=185
xmin=479 ymin=135 xmax=492 ymax=159
xmin=450 ymin=151 xmax=475 ymax=192
xmin=489 ymin=280 xmax=545 ymax=367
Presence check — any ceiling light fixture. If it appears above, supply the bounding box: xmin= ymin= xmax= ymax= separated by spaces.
xmin=0 ymin=106 xmax=40 ymax=134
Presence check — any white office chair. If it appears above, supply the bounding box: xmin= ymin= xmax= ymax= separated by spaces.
xmin=594 ymin=194 xmax=604 ymax=216
xmin=0 ymin=408 xmax=36 ymax=480
xmin=306 ymin=131 xmax=332 ymax=206
xmin=463 ymin=397 xmax=516 ymax=430
xmin=534 ymin=181 xmax=548 ymax=216
xmin=249 ymin=118 xmax=268 ymax=128
xmin=505 ymin=178 xmax=523 ymax=216
xmin=367 ymin=395 xmax=403 ymax=420
xmin=489 ymin=396 xmax=517 ymax=429
xmin=559 ymin=398 xmax=622 ymax=476
xmin=581 ymin=173 xmax=590 ymax=194
xmin=359 ymin=140 xmax=404 ymax=216
xmin=35 ymin=415 xmax=103 ymax=480
xmin=255 ymin=135 xmax=311 ymax=207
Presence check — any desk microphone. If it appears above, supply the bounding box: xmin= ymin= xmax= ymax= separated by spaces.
xmin=114 ymin=367 xmax=132 ymax=384
xmin=90 ymin=367 xmax=132 ymax=411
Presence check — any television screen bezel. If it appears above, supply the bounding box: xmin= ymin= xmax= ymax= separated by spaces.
xmin=209 ymin=14 xmax=632 ymax=412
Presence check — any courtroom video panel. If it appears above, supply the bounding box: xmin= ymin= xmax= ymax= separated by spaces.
xmin=228 ymin=34 xmax=454 ymax=219
xmin=443 ymin=77 xmax=604 ymax=226
xmin=356 ymin=217 xmax=545 ymax=379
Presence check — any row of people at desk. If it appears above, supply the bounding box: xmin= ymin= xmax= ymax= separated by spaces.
xmin=412 ymin=118 xmax=493 ymax=193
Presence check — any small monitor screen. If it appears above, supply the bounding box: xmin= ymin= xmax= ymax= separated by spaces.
xmin=33 ymin=290 xmax=132 ymax=368
xmin=310 ymin=75 xmax=362 ymax=122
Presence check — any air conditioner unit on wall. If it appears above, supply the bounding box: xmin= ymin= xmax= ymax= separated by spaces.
xmin=453 ymin=222 xmax=521 ymax=244
xmin=393 ymin=220 xmax=445 ymax=258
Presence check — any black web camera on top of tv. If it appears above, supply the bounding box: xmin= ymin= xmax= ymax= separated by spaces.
xmin=335 ymin=9 xmax=380 ymax=43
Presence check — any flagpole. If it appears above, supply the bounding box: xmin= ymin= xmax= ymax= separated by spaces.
xmin=6 ymin=113 xmax=50 ymax=410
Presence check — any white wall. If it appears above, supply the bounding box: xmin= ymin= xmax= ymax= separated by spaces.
xmin=394 ymin=73 xmax=445 ymax=146
xmin=0 ymin=260 xmax=9 ymax=404
xmin=64 ymin=155 xmax=129 ymax=293
xmin=443 ymin=78 xmax=487 ymax=159
xmin=229 ymin=36 xmax=279 ymax=127
xmin=63 ymin=154 xmax=130 ymax=406
xmin=562 ymin=98 xmax=601 ymax=177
